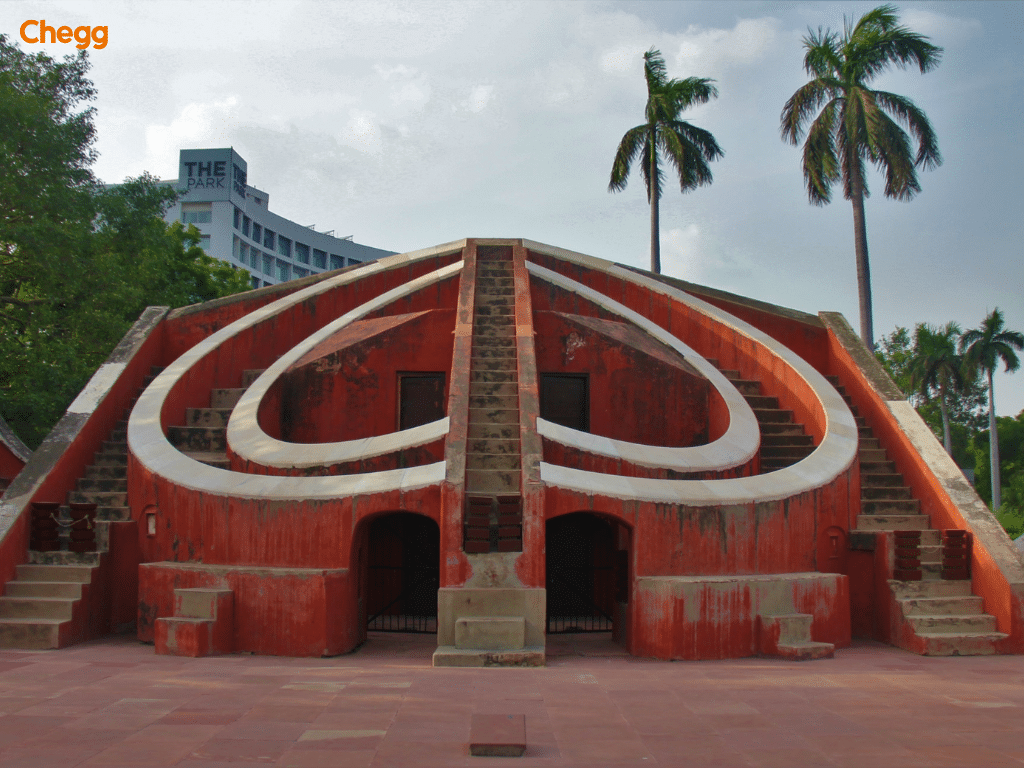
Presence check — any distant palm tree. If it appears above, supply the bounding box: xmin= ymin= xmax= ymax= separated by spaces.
xmin=780 ymin=5 xmax=942 ymax=350
xmin=609 ymin=47 xmax=723 ymax=275
xmin=960 ymin=308 xmax=1024 ymax=510
xmin=908 ymin=322 xmax=966 ymax=455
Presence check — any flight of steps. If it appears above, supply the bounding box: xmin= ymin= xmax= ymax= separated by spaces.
xmin=825 ymin=376 xmax=1007 ymax=655
xmin=168 ymin=369 xmax=263 ymax=468
xmin=711 ymin=361 xmax=815 ymax=472
xmin=463 ymin=248 xmax=523 ymax=553
xmin=0 ymin=368 xmax=163 ymax=649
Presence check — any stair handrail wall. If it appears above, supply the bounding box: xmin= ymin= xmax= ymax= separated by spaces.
xmin=821 ymin=312 xmax=1024 ymax=651
xmin=0 ymin=306 xmax=168 ymax=586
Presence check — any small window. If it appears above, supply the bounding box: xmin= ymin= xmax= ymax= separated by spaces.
xmin=277 ymin=236 xmax=291 ymax=258
xmin=242 ymin=215 xmax=251 ymax=237
xmin=294 ymin=242 xmax=310 ymax=264
xmin=277 ymin=259 xmax=290 ymax=281
xmin=252 ymin=222 xmax=262 ymax=243
xmin=263 ymin=229 xmax=275 ymax=250
xmin=313 ymin=249 xmax=327 ymax=269
xmin=233 ymin=207 xmax=241 ymax=229
xmin=329 ymin=254 xmax=343 ymax=270
xmin=262 ymin=253 xmax=273 ymax=276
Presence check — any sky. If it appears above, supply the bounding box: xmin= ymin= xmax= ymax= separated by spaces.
xmin=4 ymin=0 xmax=1023 ymax=416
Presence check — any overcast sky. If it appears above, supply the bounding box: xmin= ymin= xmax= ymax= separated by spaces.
xmin=5 ymin=1 xmax=1023 ymax=415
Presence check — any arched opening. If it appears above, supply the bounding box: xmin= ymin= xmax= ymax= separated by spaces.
xmin=546 ymin=513 xmax=630 ymax=636
xmin=363 ymin=512 xmax=439 ymax=634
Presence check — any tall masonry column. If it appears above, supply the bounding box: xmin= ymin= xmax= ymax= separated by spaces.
xmin=433 ymin=240 xmax=545 ymax=667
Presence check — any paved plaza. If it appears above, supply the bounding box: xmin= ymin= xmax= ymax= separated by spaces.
xmin=0 ymin=633 xmax=1021 ymax=767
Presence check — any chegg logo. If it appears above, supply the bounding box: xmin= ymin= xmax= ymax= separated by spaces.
xmin=19 ymin=20 xmax=108 ymax=50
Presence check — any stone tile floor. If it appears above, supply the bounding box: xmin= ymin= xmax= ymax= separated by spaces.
xmin=0 ymin=633 xmax=1022 ymax=766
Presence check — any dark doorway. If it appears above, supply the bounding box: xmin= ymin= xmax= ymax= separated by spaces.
xmin=365 ymin=513 xmax=439 ymax=633
xmin=546 ymin=513 xmax=623 ymax=633
xmin=540 ymin=373 xmax=589 ymax=432
xmin=399 ymin=373 xmax=446 ymax=430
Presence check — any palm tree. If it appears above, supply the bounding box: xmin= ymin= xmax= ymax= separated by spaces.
xmin=908 ymin=322 xmax=966 ymax=456
xmin=609 ymin=47 xmax=723 ymax=275
xmin=780 ymin=5 xmax=942 ymax=351
xmin=960 ymin=308 xmax=1024 ymax=510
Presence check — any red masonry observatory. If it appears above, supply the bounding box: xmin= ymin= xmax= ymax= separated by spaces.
xmin=1 ymin=239 xmax=1022 ymax=662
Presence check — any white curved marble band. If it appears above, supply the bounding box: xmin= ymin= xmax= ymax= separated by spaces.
xmin=528 ymin=263 xmax=760 ymax=474
xmin=128 ymin=243 xmax=466 ymax=500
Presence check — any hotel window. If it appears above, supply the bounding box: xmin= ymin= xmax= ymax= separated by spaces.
xmin=277 ymin=236 xmax=291 ymax=258
xmin=277 ymin=260 xmax=290 ymax=281
xmin=294 ymin=267 xmax=308 ymax=279
xmin=262 ymin=253 xmax=273 ymax=276
xmin=242 ymin=215 xmax=251 ymax=238
xmin=252 ymin=222 xmax=262 ymax=243
xmin=294 ymin=242 xmax=310 ymax=264
xmin=264 ymin=229 xmax=275 ymax=250
xmin=330 ymin=254 xmax=343 ymax=270
xmin=181 ymin=203 xmax=212 ymax=225
xmin=233 ymin=207 xmax=242 ymax=229
xmin=313 ymin=249 xmax=327 ymax=269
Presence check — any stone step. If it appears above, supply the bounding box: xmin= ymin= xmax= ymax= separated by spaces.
xmin=471 ymin=370 xmax=516 ymax=383
xmin=167 ymin=426 xmax=227 ymax=453
xmin=0 ymin=619 xmax=67 ymax=650
xmin=899 ymin=596 xmax=985 ymax=616
xmin=68 ymin=491 xmax=126 ymax=507
xmin=907 ymin=614 xmax=998 ymax=634
xmin=862 ymin=499 xmax=920 ymax=515
xmin=185 ymin=452 xmax=230 ymax=469
xmin=855 ymin=514 xmax=931 ymax=531
xmin=466 ymin=469 xmax=519 ymax=494
xmin=467 ymin=454 xmax=521 ymax=470
xmin=469 ymin=395 xmax=518 ymax=409
xmin=753 ymin=408 xmax=795 ymax=424
xmin=469 ymin=424 xmax=520 ymax=440
xmin=211 ymin=388 xmax=246 ymax=408
xmin=0 ymin=596 xmax=74 ymax=621
xmin=862 ymin=486 xmax=913 ymax=501
xmin=16 ymin=564 xmax=94 ymax=583
xmin=469 ymin=408 xmax=520 ymax=425
xmin=185 ymin=407 xmax=234 ymax=428
xmin=470 ymin=382 xmax=518 ymax=397
xmin=75 ymin=477 xmax=127 ymax=493
xmin=4 ymin=581 xmax=83 ymax=599
xmin=467 ymin=439 xmax=521 ymax=455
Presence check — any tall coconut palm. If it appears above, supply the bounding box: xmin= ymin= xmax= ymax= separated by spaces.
xmin=960 ymin=308 xmax=1024 ymax=510
xmin=609 ymin=47 xmax=723 ymax=275
xmin=780 ymin=5 xmax=942 ymax=350
xmin=908 ymin=322 xmax=966 ymax=456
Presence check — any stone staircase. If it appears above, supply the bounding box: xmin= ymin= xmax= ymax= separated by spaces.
xmin=169 ymin=369 xmax=263 ymax=468
xmin=825 ymin=376 xmax=1006 ymax=655
xmin=464 ymin=248 xmax=523 ymax=553
xmin=0 ymin=368 xmax=163 ymax=649
xmin=712 ymin=361 xmax=815 ymax=472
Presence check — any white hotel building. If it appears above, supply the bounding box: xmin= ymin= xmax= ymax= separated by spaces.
xmin=164 ymin=148 xmax=393 ymax=289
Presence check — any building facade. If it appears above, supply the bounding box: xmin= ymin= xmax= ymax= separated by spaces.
xmin=164 ymin=148 xmax=394 ymax=289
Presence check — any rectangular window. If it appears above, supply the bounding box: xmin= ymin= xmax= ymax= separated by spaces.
xmin=277 ymin=236 xmax=291 ymax=258
xmin=233 ymin=207 xmax=242 ymax=229
xmin=277 ymin=260 xmax=290 ymax=281
xmin=294 ymin=242 xmax=310 ymax=264
xmin=181 ymin=202 xmax=213 ymax=225
xmin=252 ymin=222 xmax=262 ymax=243
xmin=242 ymin=215 xmax=251 ymax=238
xmin=262 ymin=253 xmax=273 ymax=276
xmin=329 ymin=254 xmax=343 ymax=270
xmin=313 ymin=249 xmax=327 ymax=269
xmin=263 ymin=229 xmax=275 ymax=250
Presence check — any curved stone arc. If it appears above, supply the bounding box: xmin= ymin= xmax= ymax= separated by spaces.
xmin=527 ymin=264 xmax=759 ymax=473
xmin=128 ymin=245 xmax=467 ymax=500
xmin=228 ymin=263 xmax=463 ymax=470
xmin=522 ymin=242 xmax=858 ymax=505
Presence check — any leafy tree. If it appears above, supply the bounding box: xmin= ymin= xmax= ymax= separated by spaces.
xmin=609 ymin=47 xmax=723 ymax=275
xmin=960 ymin=308 xmax=1024 ymax=510
xmin=780 ymin=5 xmax=942 ymax=350
xmin=908 ymin=322 xmax=969 ymax=456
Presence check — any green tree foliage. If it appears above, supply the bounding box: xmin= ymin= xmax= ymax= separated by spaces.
xmin=781 ymin=5 xmax=942 ymax=350
xmin=960 ymin=308 xmax=1024 ymax=510
xmin=0 ymin=36 xmax=250 ymax=448
xmin=609 ymin=47 xmax=723 ymax=275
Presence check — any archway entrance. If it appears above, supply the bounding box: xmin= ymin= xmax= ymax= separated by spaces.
xmin=545 ymin=513 xmax=628 ymax=634
xmin=365 ymin=512 xmax=439 ymax=633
